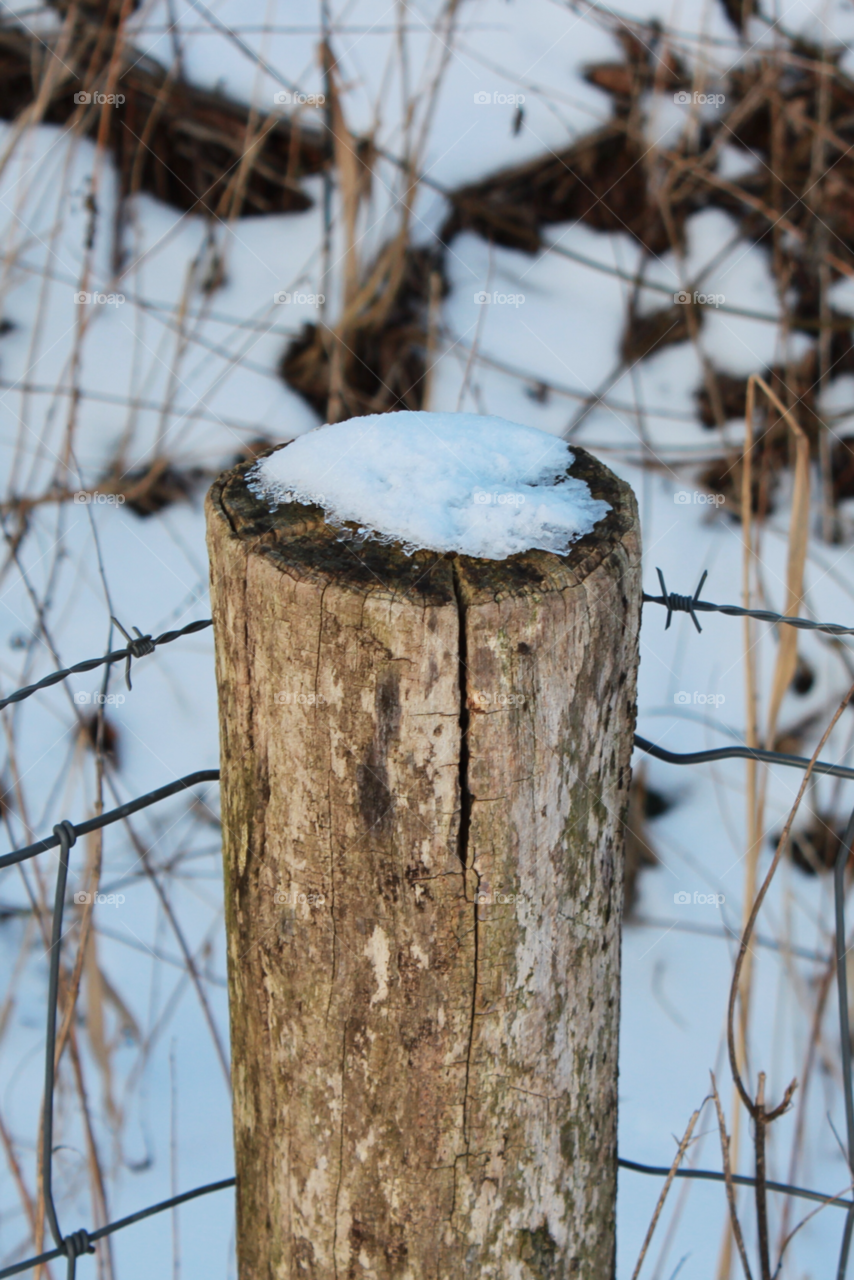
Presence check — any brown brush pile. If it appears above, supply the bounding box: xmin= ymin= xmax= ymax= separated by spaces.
xmin=437 ymin=13 xmax=854 ymax=520
xmin=280 ymin=246 xmax=445 ymax=420
xmin=7 ymin=0 xmax=854 ymax=497
xmin=442 ymin=29 xmax=689 ymax=255
xmin=773 ymin=811 xmax=853 ymax=874
xmin=0 ymin=9 xmax=328 ymax=217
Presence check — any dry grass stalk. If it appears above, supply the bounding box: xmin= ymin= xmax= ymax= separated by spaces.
xmin=776 ymin=959 xmax=837 ymax=1251
xmin=711 ymin=1073 xmax=753 ymax=1280
xmin=721 ymin=373 xmax=811 ymax=1276
xmin=630 ymin=1107 xmax=702 ymax=1280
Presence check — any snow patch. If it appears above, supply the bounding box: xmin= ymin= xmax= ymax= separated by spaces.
xmin=250 ymin=410 xmax=610 ymax=561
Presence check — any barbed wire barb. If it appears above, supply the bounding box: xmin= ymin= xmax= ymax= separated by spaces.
xmin=109 ymin=617 xmax=156 ymax=690
xmin=655 ymin=566 xmax=707 ymax=632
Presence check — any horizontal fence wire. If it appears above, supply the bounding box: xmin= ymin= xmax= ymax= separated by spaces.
xmin=0 ymin=1180 xmax=236 ymax=1280
xmin=618 ymin=1158 xmax=854 ymax=1210
xmin=0 ymin=617 xmax=213 ymax=711
xmin=634 ymin=733 xmax=854 ymax=782
xmin=0 ymin=771 xmax=221 ymax=871
xmin=2 ymin=583 xmax=854 ymax=1276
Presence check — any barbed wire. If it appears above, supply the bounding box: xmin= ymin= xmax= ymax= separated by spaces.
xmin=0 ymin=566 xmax=849 ymax=722
xmin=644 ymin=567 xmax=854 ymax=637
xmin=8 ymin=753 xmax=850 ymax=1277
xmin=0 ymin=617 xmax=213 ymax=712
xmin=5 ymin=585 xmax=854 ymax=1275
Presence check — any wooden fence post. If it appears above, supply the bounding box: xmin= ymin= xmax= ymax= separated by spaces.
xmin=206 ymin=442 xmax=641 ymax=1279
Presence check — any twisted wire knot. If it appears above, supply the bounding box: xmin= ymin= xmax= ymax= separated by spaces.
xmin=664 ymin=592 xmax=696 ymax=614
xmin=52 ymin=820 xmax=77 ymax=849
xmin=127 ymin=634 xmax=155 ymax=658
xmin=62 ymin=1229 xmax=95 ymax=1258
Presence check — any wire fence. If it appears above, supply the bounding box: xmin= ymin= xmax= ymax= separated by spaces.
xmin=1 ymin=577 xmax=853 ymax=1276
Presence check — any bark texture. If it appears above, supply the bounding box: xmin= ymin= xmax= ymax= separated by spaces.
xmin=206 ymin=443 xmax=641 ymax=1280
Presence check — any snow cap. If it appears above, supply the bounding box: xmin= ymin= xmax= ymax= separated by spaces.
xmin=249 ymin=410 xmax=610 ymax=562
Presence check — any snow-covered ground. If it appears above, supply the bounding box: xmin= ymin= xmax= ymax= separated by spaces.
xmin=1 ymin=0 xmax=854 ymax=1276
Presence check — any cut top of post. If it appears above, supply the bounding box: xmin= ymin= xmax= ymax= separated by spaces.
xmin=209 ymin=441 xmax=637 ymax=607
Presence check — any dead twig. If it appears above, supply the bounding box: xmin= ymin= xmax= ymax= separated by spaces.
xmin=630 ymin=1105 xmax=704 ymax=1280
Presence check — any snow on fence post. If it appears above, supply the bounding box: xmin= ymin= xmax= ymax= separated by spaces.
xmin=205 ymin=426 xmax=641 ymax=1279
